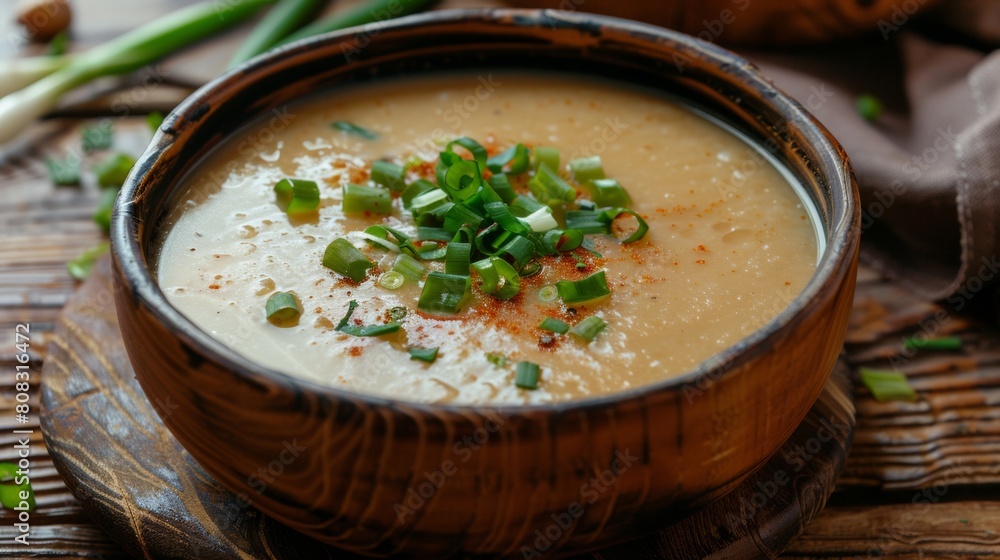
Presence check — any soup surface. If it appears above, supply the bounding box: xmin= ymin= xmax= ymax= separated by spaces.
xmin=156 ymin=72 xmax=818 ymax=405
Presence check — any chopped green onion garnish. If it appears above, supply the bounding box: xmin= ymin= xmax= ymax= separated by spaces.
xmin=67 ymin=242 xmax=109 ymax=281
xmin=322 ymin=238 xmax=375 ymax=282
xmin=538 ymin=285 xmax=559 ymax=302
xmin=603 ymin=208 xmax=649 ymax=243
xmin=334 ymin=299 xmax=401 ymax=337
xmin=418 ymin=272 xmax=472 ymax=314
xmin=565 ymin=208 xmax=610 ymax=234
xmin=360 ymin=225 xmax=401 ymax=252
xmin=590 ymin=178 xmax=633 ymax=208
xmin=332 ymin=120 xmax=378 ymax=140
xmin=486 ymin=353 xmax=507 ymax=367
xmin=443 ymin=159 xmax=485 ymax=202
xmin=487 ymin=143 xmax=530 ymax=174
xmin=532 ymin=146 xmax=560 ymax=171
xmin=402 ymin=179 xmax=437 ymax=209
xmin=371 ymin=160 xmax=406 ymax=192
xmin=556 ymin=270 xmax=610 ymax=304
xmin=544 ymin=229 xmax=584 ymax=252
xmin=487 ymin=173 xmax=518 ymax=204
xmin=417 ymin=227 xmax=452 ymax=242
xmin=569 ymin=315 xmax=608 ymax=342
xmin=445 ymin=242 xmax=472 ymax=276
xmin=417 ymin=241 xmax=447 ymax=260
xmin=146 ymin=111 xmax=165 ymax=133
xmin=94 ymin=152 xmax=136 ymax=188
xmin=903 ymin=336 xmax=962 ymax=351
xmin=529 ymin=162 xmax=577 ymax=206
xmin=274 ymin=178 xmax=320 ymax=215
xmin=472 ymin=257 xmax=520 ymax=300
xmin=511 ymin=194 xmax=547 ymax=216
xmin=443 ymin=203 xmax=484 ymax=234
xmin=519 ymin=258 xmax=542 ymax=278
xmin=856 ymin=94 xmax=882 ymax=122
xmin=522 ymin=207 xmax=558 ymax=232
xmin=410 ymin=188 xmax=449 ymax=215
xmin=45 ymin=156 xmax=79 ymax=186
xmin=446 ymin=137 xmax=488 ymax=168
xmin=408 ymin=347 xmax=439 ymax=363
xmin=482 ymin=201 xmax=528 ymax=235
xmin=569 ymin=156 xmax=605 ymax=185
xmin=389 ymin=306 xmax=408 ymax=321
xmin=265 ymin=291 xmax=301 ymax=324
xmin=515 ymin=361 xmax=540 ymax=390
xmin=859 ymin=368 xmax=917 ymax=402
xmin=0 ymin=462 xmax=34 ymax=512
xmin=379 ymin=271 xmax=405 ymax=290
xmin=392 ymin=253 xmax=427 ymax=282
xmin=93 ymin=188 xmax=118 ymax=233
xmin=343 ymin=183 xmax=392 ymax=215
xmin=539 ymin=317 xmax=569 ymax=334
xmin=498 ymin=235 xmax=536 ymax=270
xmin=82 ymin=121 xmax=113 ymax=152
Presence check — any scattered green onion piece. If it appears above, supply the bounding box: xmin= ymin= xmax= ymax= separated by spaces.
xmin=539 ymin=317 xmax=569 ymax=334
xmin=529 ymin=163 xmax=577 ymax=206
xmin=436 ymin=151 xmax=461 ymax=187
xmin=93 ymin=188 xmax=118 ymax=233
xmin=379 ymin=271 xmax=405 ymax=290
xmin=565 ymin=209 xmax=610 ymax=234
xmin=392 ymin=253 xmax=426 ymax=283
xmin=265 ymin=291 xmax=301 ymax=324
xmin=417 ymin=226 xmax=452 ymax=242
xmin=484 ymin=201 xmax=529 ymax=235
xmin=452 ymin=224 xmax=477 ymax=244
xmin=515 ymin=361 xmax=540 ymax=390
xmin=474 ymin=223 xmax=507 ymax=256
xmin=472 ymin=258 xmax=500 ymax=294
xmin=418 ymin=241 xmax=448 ymax=261
xmin=577 ymin=199 xmax=597 ymax=211
xmin=359 ymin=224 xmax=401 ymax=252
xmin=487 ymin=173 xmax=517 ymax=204
xmin=568 ymin=315 xmax=608 ymax=342
xmin=532 ymin=146 xmax=560 ymax=171
xmin=445 ymin=242 xmax=472 ymax=276
xmin=903 ymin=336 xmax=962 ymax=351
xmin=0 ymin=462 xmax=34 ymax=512
xmin=334 ymin=299 xmax=401 ymax=337
xmin=487 ymin=143 xmax=530 ymax=174
xmin=410 ymin=188 xmax=449 ymax=215
xmin=521 ymin=207 xmax=558 ymax=232
xmin=511 ymin=194 xmax=547 ymax=215
xmin=93 ymin=152 xmax=136 ymax=188
xmin=537 ymin=285 xmax=559 ymax=302
xmin=443 ymin=203 xmax=484 ymax=234
xmin=274 ymin=178 xmax=320 ymax=215
xmin=491 ymin=258 xmax=521 ymax=300
xmin=82 ymin=121 xmax=113 ymax=152
xmin=402 ymin=179 xmax=437 ymax=209
xmin=443 ymin=159 xmax=485 ymax=202
xmin=556 ymin=270 xmax=610 ymax=304
xmin=856 ymin=94 xmax=882 ymax=122
xmin=45 ymin=156 xmax=79 ymax=186
xmin=445 ymin=137 xmax=488 ymax=168
xmin=498 ymin=235 xmax=536 ymax=270
xmin=555 ymin=229 xmax=584 ymax=252
xmin=569 ymin=156 xmax=605 ymax=185
xmin=602 ymin=208 xmax=649 ymax=243
xmin=343 ymin=183 xmax=392 ymax=215
xmin=519 ymin=259 xmax=542 ymax=278
xmin=590 ymin=178 xmax=633 ymax=208
xmin=146 ymin=111 xmax=165 ymax=132
xmin=409 ymin=347 xmax=439 ymax=363
xmin=228 ymin=0 xmax=327 ymax=68
xmin=332 ymin=120 xmax=378 ymax=140
xmin=389 ymin=306 xmax=408 ymax=321
xmin=418 ymin=272 xmax=472 ymax=314
xmin=67 ymin=242 xmax=109 ymax=281
xmin=486 ymin=353 xmax=507 ymax=367
xmin=371 ymin=160 xmax=406 ymax=192
xmin=322 ymin=238 xmax=375 ymax=282
xmin=381 ymin=225 xmax=422 ymax=258
xmin=859 ymin=368 xmax=917 ymax=402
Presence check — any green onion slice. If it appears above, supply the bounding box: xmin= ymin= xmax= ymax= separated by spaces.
xmin=410 ymin=188 xmax=449 ymax=215
xmin=402 ymin=179 xmax=437 ymax=209
xmin=539 ymin=317 xmax=569 ymax=334
xmin=487 ymin=143 xmax=530 ymax=174
xmin=265 ymin=291 xmax=301 ymax=324
xmin=443 ymin=159 xmax=485 ymax=202
xmin=515 ymin=361 xmax=540 ymax=390
xmin=359 ymin=225 xmax=401 ymax=253
xmin=94 ymin=152 xmax=136 ymax=188
xmin=443 ymin=203 xmax=484 ymax=234
xmin=484 ymin=201 xmax=529 ymax=235
xmin=45 ymin=156 xmax=80 ymax=187
xmin=445 ymin=137 xmax=488 ymax=168
xmin=497 ymin=235 xmax=536 ymax=270
xmin=902 ymin=336 xmax=962 ymax=351
xmin=529 ymin=162 xmax=577 ymax=206
xmin=389 ymin=306 xmax=408 ymax=321
xmin=335 ymin=300 xmax=401 ymax=337
xmin=511 ymin=194 xmax=547 ymax=215
xmin=602 ymin=208 xmax=649 ymax=243
xmin=418 ymin=272 xmax=472 ymax=314
xmin=565 ymin=209 xmax=610 ymax=234
xmin=487 ymin=173 xmax=518 ymax=204
xmin=417 ymin=226 xmax=452 ymax=242
xmin=343 ymin=183 xmax=392 ymax=215
xmin=392 ymin=253 xmax=426 ymax=283
xmin=67 ymin=242 xmax=109 ymax=281
xmin=569 ymin=156 xmax=605 ymax=185
xmin=445 ymin=242 xmax=472 ymax=276
xmin=82 ymin=121 xmax=113 ymax=152
xmin=332 ymin=121 xmax=378 ymax=140
xmin=472 ymin=257 xmax=521 ymax=300
xmin=322 ymin=238 xmax=375 ymax=282
xmin=532 ymin=146 xmax=560 ymax=171
xmin=590 ymin=178 xmax=633 ymax=208
xmin=519 ymin=259 xmax=542 ymax=278
xmin=409 ymin=347 xmax=439 ymax=363
xmin=274 ymin=178 xmax=320 ymax=215
xmin=379 ymin=271 xmax=405 ymax=290
xmin=556 ymin=270 xmax=610 ymax=304
xmin=93 ymin=188 xmax=118 ymax=233
xmin=568 ymin=315 xmax=608 ymax=342
xmin=371 ymin=160 xmax=406 ymax=192
xmin=537 ymin=285 xmax=559 ymax=302
xmin=521 ymin=207 xmax=558 ymax=233
xmin=859 ymin=368 xmax=917 ymax=402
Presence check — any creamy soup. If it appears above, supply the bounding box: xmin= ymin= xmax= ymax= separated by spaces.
xmin=156 ymin=73 xmax=819 ymax=405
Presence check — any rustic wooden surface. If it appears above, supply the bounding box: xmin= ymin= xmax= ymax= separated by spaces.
xmin=38 ymin=255 xmax=855 ymax=559
xmin=1 ymin=0 xmax=999 ymax=558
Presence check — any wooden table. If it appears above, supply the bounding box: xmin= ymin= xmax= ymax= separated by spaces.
xmin=2 ymin=1 xmax=999 ymax=557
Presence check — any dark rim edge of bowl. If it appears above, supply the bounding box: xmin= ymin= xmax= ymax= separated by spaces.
xmin=110 ymin=8 xmax=861 ymax=416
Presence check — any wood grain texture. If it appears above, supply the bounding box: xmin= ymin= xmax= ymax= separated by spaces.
xmin=40 ymin=256 xmax=855 ymax=560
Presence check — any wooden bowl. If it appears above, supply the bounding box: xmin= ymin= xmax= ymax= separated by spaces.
xmin=110 ymin=9 xmax=860 ymax=558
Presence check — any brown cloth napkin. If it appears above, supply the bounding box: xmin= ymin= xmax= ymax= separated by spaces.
xmin=745 ymin=15 xmax=1000 ymax=310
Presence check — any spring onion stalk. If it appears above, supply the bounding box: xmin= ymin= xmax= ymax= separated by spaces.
xmin=418 ymin=272 xmax=471 ymax=314
xmin=859 ymin=368 xmax=917 ymax=402
xmin=343 ymin=183 xmax=392 ymax=214
xmin=322 ymin=238 xmax=375 ymax=282
xmin=229 ymin=0 xmax=329 ymax=68
xmin=335 ymin=299 xmax=401 ymax=336
xmin=0 ymin=54 xmax=75 ymax=97
xmin=569 ymin=156 xmax=605 ymax=185
xmin=265 ymin=291 xmax=301 ymax=323
xmin=0 ymin=0 xmax=276 ymax=144
xmin=274 ymin=177 xmax=320 ymax=214
xmin=528 ymin=163 xmax=576 ymax=206
xmin=539 ymin=317 xmax=569 ymax=334
xmin=515 ymin=361 xmax=540 ymax=390
xmin=0 ymin=462 xmax=34 ymax=512
xmin=378 ymin=270 xmax=405 ymax=289
xmin=67 ymin=242 xmax=109 ymax=281
xmin=532 ymin=146 xmax=560 ymax=171
xmin=556 ymin=270 xmax=610 ymax=304
xmin=409 ymin=347 xmax=439 ymax=363
xmin=278 ymin=0 xmax=437 ymax=46
xmin=392 ymin=253 xmax=426 ymax=282
xmin=94 ymin=153 xmax=137 ymax=188
xmin=902 ymin=336 xmax=962 ymax=351
xmin=590 ymin=178 xmax=632 ymax=208
xmin=568 ymin=315 xmax=607 ymax=342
